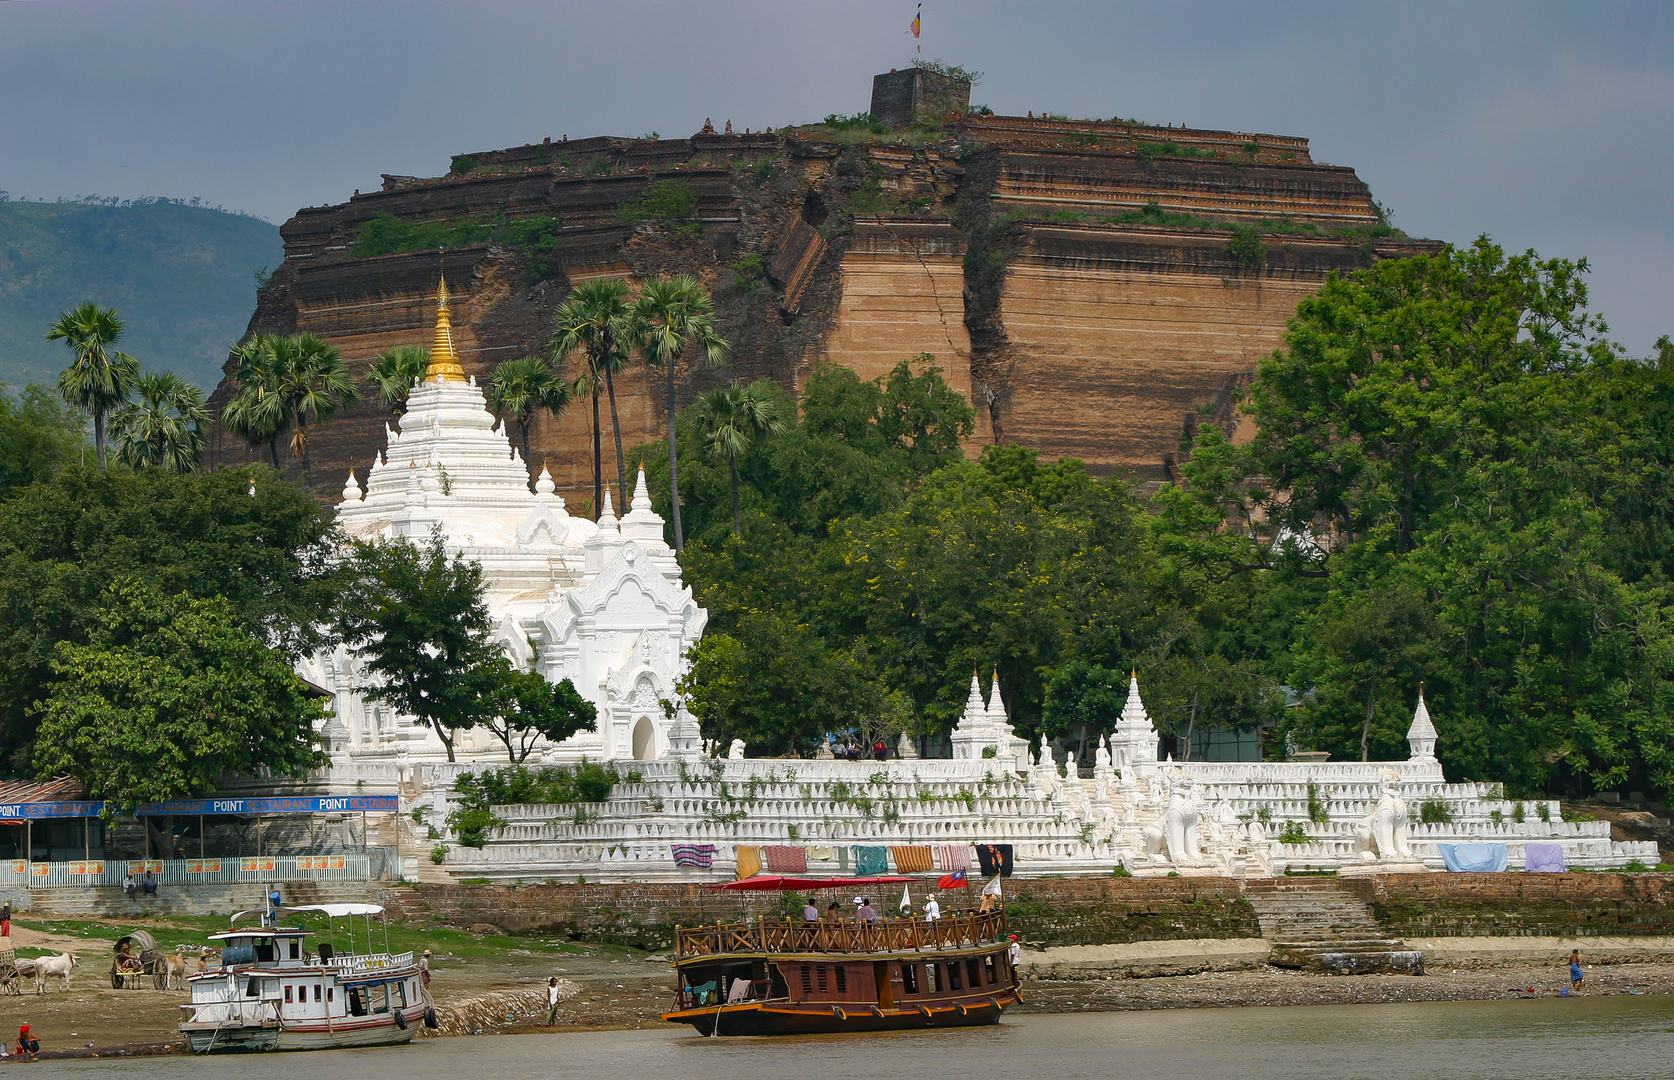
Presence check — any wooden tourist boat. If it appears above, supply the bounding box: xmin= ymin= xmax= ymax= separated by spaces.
xmin=662 ymin=876 xmax=1020 ymax=1036
xmin=179 ymin=902 xmax=430 ymax=1052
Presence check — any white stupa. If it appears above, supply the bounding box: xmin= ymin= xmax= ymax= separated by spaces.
xmin=301 ymin=275 xmax=707 ymax=762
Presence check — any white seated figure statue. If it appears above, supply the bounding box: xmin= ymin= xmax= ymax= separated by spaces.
xmin=1353 ymin=767 xmax=1413 ymax=861
xmin=727 ymin=738 xmax=747 ymax=760
xmin=1141 ymin=768 xmax=1204 ymax=865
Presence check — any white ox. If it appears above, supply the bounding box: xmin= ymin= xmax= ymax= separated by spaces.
xmin=26 ymin=951 xmax=79 ymax=993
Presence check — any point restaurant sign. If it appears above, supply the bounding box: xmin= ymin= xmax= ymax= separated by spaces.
xmin=0 ymin=796 xmax=398 ymax=820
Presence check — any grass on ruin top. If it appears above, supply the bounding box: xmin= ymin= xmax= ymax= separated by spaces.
xmin=11 ymin=915 xmax=631 ymax=963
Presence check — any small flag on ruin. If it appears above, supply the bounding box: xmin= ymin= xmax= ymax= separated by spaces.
xmin=910 ymin=4 xmax=921 ymax=52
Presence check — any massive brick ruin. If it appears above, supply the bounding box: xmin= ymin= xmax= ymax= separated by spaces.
xmin=208 ymin=71 xmax=1439 ymax=502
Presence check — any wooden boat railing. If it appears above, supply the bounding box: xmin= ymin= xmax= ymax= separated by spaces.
xmin=675 ymin=909 xmax=1008 ymax=959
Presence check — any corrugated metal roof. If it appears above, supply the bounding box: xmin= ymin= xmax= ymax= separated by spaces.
xmin=0 ymin=777 xmax=88 ymax=803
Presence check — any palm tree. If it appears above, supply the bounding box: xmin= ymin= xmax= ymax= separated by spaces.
xmin=487 ymin=355 xmax=573 ymax=472
xmin=551 ymin=279 xmax=633 ymax=517
xmin=221 ymin=334 xmax=289 ymax=469
xmin=632 ymin=276 xmax=729 ymax=551
xmin=366 ymin=344 xmax=430 ymax=417
xmin=110 ymin=372 xmax=209 ymax=473
xmin=693 ymin=382 xmax=787 ymax=537
xmin=269 ymin=333 xmax=359 ymax=484
xmin=219 ymin=333 xmax=357 ymax=482
xmin=45 ymin=302 xmax=139 ymax=468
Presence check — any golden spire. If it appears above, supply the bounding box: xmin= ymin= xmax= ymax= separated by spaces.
xmin=424 ymin=272 xmax=466 ymax=382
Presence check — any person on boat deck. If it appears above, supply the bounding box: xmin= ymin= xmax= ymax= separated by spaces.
xmin=923 ymin=896 xmax=941 ymax=922
xmin=15 ymin=1024 xmax=39 ymax=1060
xmin=802 ymin=900 xmax=819 ymax=921
xmin=825 ymin=901 xmax=842 ymax=920
xmin=856 ymin=899 xmax=878 ymax=922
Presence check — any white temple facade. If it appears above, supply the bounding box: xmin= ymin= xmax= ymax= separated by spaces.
xmin=298 ymin=277 xmax=707 ymax=765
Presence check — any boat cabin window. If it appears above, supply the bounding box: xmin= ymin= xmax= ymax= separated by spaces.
xmin=373 ymin=985 xmax=390 ymax=1014
xmin=946 ymin=962 xmax=962 ymax=991
xmin=799 ymin=965 xmax=811 ymax=995
xmin=834 ymin=965 xmax=847 ymax=993
xmin=816 ymin=965 xmax=828 ymax=993
xmin=286 ymin=938 xmax=301 ymax=961
xmin=967 ymin=959 xmax=983 ymax=988
xmin=984 ymin=955 xmax=998 ymax=984
xmin=244 ymin=978 xmax=260 ymax=998
xmin=314 ymin=984 xmax=323 ymax=1002
xmin=901 ymin=963 xmax=919 ymax=994
xmin=348 ymin=986 xmax=368 ymax=1016
xmin=393 ymin=982 xmax=406 ymax=1008
xmin=326 ymin=987 xmax=334 ymax=1003
xmin=925 ymin=963 xmax=941 ymax=993
xmin=284 ymin=985 xmax=293 ymax=1004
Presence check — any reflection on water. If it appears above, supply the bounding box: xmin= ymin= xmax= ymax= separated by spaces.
xmin=25 ymin=996 xmax=1674 ymax=1080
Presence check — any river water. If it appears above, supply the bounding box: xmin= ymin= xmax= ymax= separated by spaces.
xmin=23 ymin=997 xmax=1674 ymax=1080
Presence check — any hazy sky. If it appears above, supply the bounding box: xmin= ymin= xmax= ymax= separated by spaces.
xmin=4 ymin=1 xmax=1669 ymax=352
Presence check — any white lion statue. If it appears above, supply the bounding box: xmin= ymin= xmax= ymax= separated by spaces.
xmin=1352 ymin=767 xmax=1412 ymax=860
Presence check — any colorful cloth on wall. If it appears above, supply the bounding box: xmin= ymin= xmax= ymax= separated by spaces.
xmin=935 ymin=845 xmax=972 ymax=872
xmin=1438 ymin=843 xmax=1509 ymax=872
xmin=671 ymin=844 xmax=716 ymax=869
xmin=976 ymin=843 xmax=1015 ymax=877
xmin=763 ymin=846 xmax=809 ymax=873
xmin=1522 ymin=842 xmax=1566 ymax=872
xmin=735 ymin=845 xmax=762 ymax=880
xmin=809 ymin=846 xmax=835 ymax=862
xmin=837 ymin=846 xmax=850 ymax=870
xmin=852 ymin=845 xmax=889 ymax=876
xmin=890 ymin=846 xmax=935 ymax=874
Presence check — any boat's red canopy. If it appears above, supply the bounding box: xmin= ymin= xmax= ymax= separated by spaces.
xmin=706 ymin=875 xmax=915 ymax=891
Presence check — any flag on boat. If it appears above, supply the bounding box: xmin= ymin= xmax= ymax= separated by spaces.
xmin=899 ymin=884 xmax=912 ymax=912
xmin=981 ymin=874 xmax=1002 ymax=898
xmin=938 ymin=869 xmax=969 ymax=889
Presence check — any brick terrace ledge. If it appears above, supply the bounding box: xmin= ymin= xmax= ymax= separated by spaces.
xmin=675 ymin=910 xmax=1009 ymax=959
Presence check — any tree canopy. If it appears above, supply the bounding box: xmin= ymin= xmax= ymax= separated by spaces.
xmin=33 ymin=581 xmax=327 ymax=810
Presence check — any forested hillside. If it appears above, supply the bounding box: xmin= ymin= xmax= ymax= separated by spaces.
xmin=0 ymin=197 xmax=281 ymax=389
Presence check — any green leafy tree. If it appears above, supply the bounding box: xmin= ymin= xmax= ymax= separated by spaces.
xmin=332 ymin=532 xmax=503 ymax=763
xmin=694 ymin=381 xmax=788 ymax=536
xmin=0 ymin=385 xmax=87 ymax=496
xmin=366 ymin=344 xmax=430 ymax=417
xmin=110 ymin=371 xmax=209 ymax=473
xmin=0 ymin=466 xmax=340 ymax=771
xmin=480 ymin=660 xmax=597 ymax=762
xmin=45 ymin=302 xmax=139 ymax=469
xmin=32 ymin=581 xmax=327 ymax=811
xmin=631 ymin=275 xmax=729 ymax=551
xmin=1040 ymin=661 xmax=1128 ymax=761
xmin=487 ymin=355 xmax=573 ymax=472
xmin=551 ymin=279 xmax=634 ymax=516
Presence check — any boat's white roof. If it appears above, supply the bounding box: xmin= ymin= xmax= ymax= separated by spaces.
xmin=285 ymin=903 xmax=385 ymax=917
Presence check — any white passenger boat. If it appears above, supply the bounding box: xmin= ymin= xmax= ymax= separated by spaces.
xmin=179 ymin=902 xmax=431 ymax=1052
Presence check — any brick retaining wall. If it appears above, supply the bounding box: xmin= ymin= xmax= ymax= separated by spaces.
xmin=398 ymin=876 xmax=1258 ymax=949
xmin=1341 ymin=872 xmax=1674 ymax=938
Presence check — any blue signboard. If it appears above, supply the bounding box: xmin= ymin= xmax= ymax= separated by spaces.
xmin=0 ymin=796 xmax=398 ymax=819
xmin=134 ymin=796 xmax=400 ymax=816
xmin=0 ymin=800 xmax=103 ymax=820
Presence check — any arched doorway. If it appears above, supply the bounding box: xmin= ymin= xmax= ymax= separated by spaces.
xmin=631 ymin=716 xmax=654 ymax=760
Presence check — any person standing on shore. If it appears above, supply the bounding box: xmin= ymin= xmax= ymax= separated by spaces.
xmin=420 ymin=949 xmax=433 ymax=990
xmin=545 ymin=976 xmax=562 ymax=1025
xmin=1569 ymin=949 xmax=1584 ymax=992
xmin=1 ymin=901 xmax=11 ymax=938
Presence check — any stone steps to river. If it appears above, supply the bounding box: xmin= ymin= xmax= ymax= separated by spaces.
xmin=1245 ymin=878 xmax=1424 ymax=975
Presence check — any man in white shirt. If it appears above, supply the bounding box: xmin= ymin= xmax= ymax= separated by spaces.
xmin=923 ymin=896 xmax=941 ymax=921
xmin=856 ymin=899 xmax=878 ymax=922
xmin=1008 ymin=933 xmax=1021 ymax=968
xmin=802 ymin=900 xmax=820 ymax=921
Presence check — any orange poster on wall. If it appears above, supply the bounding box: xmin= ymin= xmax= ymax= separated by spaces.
xmin=9 ymin=860 xmax=25 ymax=874
xmin=30 ymin=864 xmax=48 ymax=877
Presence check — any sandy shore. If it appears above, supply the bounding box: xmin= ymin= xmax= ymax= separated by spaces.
xmin=7 ymin=921 xmax=1670 ymax=1059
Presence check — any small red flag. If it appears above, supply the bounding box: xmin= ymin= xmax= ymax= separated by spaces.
xmin=938 ymin=870 xmax=968 ymax=889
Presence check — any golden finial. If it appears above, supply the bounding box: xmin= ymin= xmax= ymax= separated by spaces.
xmin=424 ymin=271 xmax=466 ymax=383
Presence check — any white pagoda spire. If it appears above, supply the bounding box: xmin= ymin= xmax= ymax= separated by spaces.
xmin=1407 ymin=685 xmax=1438 ymax=763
